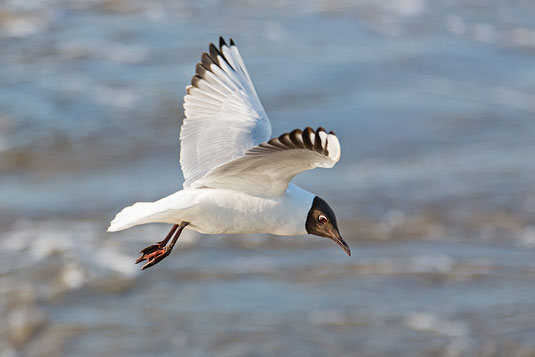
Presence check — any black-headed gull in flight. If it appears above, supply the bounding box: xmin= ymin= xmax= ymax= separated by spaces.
xmin=108 ymin=37 xmax=350 ymax=270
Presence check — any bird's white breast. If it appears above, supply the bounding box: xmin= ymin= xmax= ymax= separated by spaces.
xmin=180 ymin=184 xmax=315 ymax=236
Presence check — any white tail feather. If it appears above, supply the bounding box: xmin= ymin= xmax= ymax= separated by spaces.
xmin=108 ymin=202 xmax=160 ymax=232
xmin=108 ymin=191 xmax=197 ymax=232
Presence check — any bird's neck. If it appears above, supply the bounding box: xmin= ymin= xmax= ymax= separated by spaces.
xmin=273 ymin=184 xmax=315 ymax=236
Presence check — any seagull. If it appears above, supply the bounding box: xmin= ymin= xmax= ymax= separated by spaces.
xmin=108 ymin=37 xmax=350 ymax=270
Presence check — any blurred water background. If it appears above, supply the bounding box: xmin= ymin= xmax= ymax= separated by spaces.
xmin=1 ymin=0 xmax=535 ymax=356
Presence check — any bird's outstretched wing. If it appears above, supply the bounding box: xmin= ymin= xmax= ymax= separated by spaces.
xmin=191 ymin=127 xmax=341 ymax=196
xmin=180 ymin=37 xmax=272 ymax=187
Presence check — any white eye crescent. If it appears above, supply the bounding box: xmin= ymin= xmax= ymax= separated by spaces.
xmin=318 ymin=215 xmax=328 ymax=223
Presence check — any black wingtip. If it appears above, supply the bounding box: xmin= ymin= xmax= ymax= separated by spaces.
xmin=313 ymin=129 xmax=324 ymax=153
xmin=196 ymin=62 xmax=209 ymax=77
xmin=200 ymin=52 xmax=212 ymax=69
xmin=329 ymin=130 xmax=335 ymax=135
xmin=191 ymin=74 xmax=202 ymax=88
xmin=290 ymin=128 xmax=303 ymax=136
xmin=209 ymin=43 xmax=220 ymax=62
xmin=230 ymin=38 xmax=236 ymax=46
xmin=302 ymin=127 xmax=314 ymax=149
xmin=219 ymin=36 xmax=227 ymax=49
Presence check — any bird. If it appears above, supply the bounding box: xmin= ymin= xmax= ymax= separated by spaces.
xmin=108 ymin=37 xmax=350 ymax=270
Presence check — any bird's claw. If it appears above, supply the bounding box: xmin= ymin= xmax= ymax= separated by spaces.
xmin=134 ymin=223 xmax=188 ymax=271
xmin=139 ymin=243 xmax=163 ymax=255
xmin=135 ymin=243 xmax=161 ymax=264
xmin=136 ymin=247 xmax=171 ymax=270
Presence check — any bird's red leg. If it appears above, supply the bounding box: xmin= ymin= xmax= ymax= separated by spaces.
xmin=136 ymin=224 xmax=178 ymax=261
xmin=135 ymin=222 xmax=189 ymax=270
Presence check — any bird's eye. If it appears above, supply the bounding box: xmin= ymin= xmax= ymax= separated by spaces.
xmin=318 ymin=215 xmax=328 ymax=223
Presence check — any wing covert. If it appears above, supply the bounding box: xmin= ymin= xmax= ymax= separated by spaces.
xmin=191 ymin=127 xmax=341 ymax=196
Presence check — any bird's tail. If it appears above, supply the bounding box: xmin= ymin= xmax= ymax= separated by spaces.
xmin=108 ymin=202 xmax=163 ymax=232
xmin=108 ymin=191 xmax=195 ymax=232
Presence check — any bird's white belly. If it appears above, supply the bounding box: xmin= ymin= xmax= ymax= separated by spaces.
xmin=178 ymin=186 xmax=314 ymax=236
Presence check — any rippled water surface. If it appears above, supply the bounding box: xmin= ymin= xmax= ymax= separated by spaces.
xmin=1 ymin=0 xmax=535 ymax=356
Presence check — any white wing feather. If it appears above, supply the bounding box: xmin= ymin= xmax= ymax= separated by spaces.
xmin=180 ymin=38 xmax=271 ymax=187
xmin=192 ymin=127 xmax=341 ymax=196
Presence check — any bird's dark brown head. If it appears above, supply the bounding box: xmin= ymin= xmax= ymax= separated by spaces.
xmin=306 ymin=196 xmax=351 ymax=256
